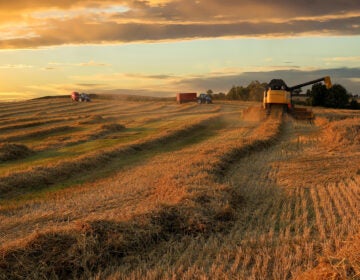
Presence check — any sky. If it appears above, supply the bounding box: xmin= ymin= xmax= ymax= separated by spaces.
xmin=0 ymin=0 xmax=359 ymax=101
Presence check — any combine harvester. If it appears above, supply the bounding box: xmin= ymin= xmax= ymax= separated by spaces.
xmin=263 ymin=76 xmax=332 ymax=120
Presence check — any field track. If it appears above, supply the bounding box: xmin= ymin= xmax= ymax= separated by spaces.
xmin=0 ymin=97 xmax=359 ymax=279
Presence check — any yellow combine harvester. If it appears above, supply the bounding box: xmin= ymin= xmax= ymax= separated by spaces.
xmin=263 ymin=76 xmax=332 ymax=119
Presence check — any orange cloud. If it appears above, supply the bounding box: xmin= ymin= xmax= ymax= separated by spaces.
xmin=0 ymin=0 xmax=359 ymax=49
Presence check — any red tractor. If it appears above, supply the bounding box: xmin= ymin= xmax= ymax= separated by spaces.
xmin=71 ymin=92 xmax=80 ymax=101
xmin=71 ymin=92 xmax=91 ymax=102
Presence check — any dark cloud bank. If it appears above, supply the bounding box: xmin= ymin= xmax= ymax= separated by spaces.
xmin=96 ymin=68 xmax=360 ymax=97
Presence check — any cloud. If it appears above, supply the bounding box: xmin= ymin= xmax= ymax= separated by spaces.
xmin=0 ymin=15 xmax=359 ymax=49
xmin=0 ymin=64 xmax=33 ymax=69
xmin=176 ymin=67 xmax=360 ymax=94
xmin=70 ymin=72 xmax=178 ymax=83
xmin=122 ymin=0 xmax=360 ymax=23
xmin=95 ymin=88 xmax=172 ymax=97
xmin=123 ymin=73 xmax=176 ymax=80
xmin=46 ymin=61 xmax=111 ymax=68
xmin=77 ymin=83 xmax=106 ymax=88
xmin=78 ymin=60 xmax=111 ymax=67
xmin=24 ymin=82 xmax=109 ymax=96
xmin=1 ymin=0 xmax=359 ymax=24
xmin=0 ymin=0 xmax=359 ymax=48
xmin=0 ymin=0 xmax=115 ymax=11
xmin=324 ymin=56 xmax=360 ymax=62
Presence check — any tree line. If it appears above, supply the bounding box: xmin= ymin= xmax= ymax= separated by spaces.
xmin=205 ymin=81 xmax=359 ymax=109
xmin=208 ymin=80 xmax=266 ymax=102
xmin=305 ymin=83 xmax=359 ymax=109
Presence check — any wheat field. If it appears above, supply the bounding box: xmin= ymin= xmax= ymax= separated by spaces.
xmin=0 ymin=96 xmax=359 ymax=279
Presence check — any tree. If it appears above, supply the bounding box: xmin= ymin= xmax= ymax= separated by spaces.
xmin=226 ymin=81 xmax=264 ymax=101
xmin=212 ymin=92 xmax=226 ymax=100
xmin=308 ymin=83 xmax=354 ymax=109
xmin=325 ymin=84 xmax=349 ymax=108
xmin=349 ymin=98 xmax=360 ymax=109
xmin=227 ymin=86 xmax=239 ymax=100
xmin=309 ymin=83 xmax=328 ymax=106
xmin=247 ymin=80 xmax=265 ymax=101
xmin=238 ymin=86 xmax=249 ymax=100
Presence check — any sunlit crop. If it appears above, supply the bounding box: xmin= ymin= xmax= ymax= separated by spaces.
xmin=0 ymin=97 xmax=359 ymax=279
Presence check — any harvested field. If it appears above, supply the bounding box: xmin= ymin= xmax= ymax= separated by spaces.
xmin=0 ymin=97 xmax=359 ymax=280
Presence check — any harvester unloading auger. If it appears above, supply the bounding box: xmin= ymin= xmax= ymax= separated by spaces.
xmin=263 ymin=76 xmax=332 ymax=120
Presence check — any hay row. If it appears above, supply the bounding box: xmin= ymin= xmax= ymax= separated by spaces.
xmin=0 ymin=112 xmax=283 ymax=279
xmin=0 ymin=99 xmax=113 ymax=119
xmin=0 ymin=144 xmax=33 ymax=162
xmin=0 ymin=103 xmax=220 ymax=164
xmin=0 ymin=116 xmax=119 ymax=146
xmin=321 ymin=117 xmax=360 ymax=148
xmin=214 ymin=116 xmax=282 ymax=178
xmin=51 ymin=103 xmax=120 ymax=116
xmin=0 ymin=114 xmax=72 ymax=127
xmin=29 ymin=122 xmax=128 ymax=151
xmin=0 ymin=101 xmax=46 ymax=114
xmin=0 ymin=118 xmax=71 ymax=132
xmin=0 ymin=125 xmax=75 ymax=142
xmin=0 ymin=99 xmax=72 ymax=118
xmin=0 ymin=115 xmax=220 ymax=199
xmin=0 ymin=98 xmax=88 ymax=113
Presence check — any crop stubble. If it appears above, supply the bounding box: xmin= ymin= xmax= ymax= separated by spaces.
xmin=0 ymin=98 xmax=359 ymax=279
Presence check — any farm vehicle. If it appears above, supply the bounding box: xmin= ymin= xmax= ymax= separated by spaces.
xmin=176 ymin=93 xmax=197 ymax=104
xmin=71 ymin=92 xmax=91 ymax=102
xmin=263 ymin=76 xmax=332 ymax=120
xmin=197 ymin=93 xmax=212 ymax=104
xmin=176 ymin=92 xmax=212 ymax=104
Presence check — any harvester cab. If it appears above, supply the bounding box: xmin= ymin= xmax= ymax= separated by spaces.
xmin=263 ymin=76 xmax=332 ymax=119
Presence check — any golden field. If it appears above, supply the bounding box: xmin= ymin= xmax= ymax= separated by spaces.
xmin=0 ymin=96 xmax=359 ymax=279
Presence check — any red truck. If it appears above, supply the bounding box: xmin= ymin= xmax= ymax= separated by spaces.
xmin=176 ymin=93 xmax=197 ymax=104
